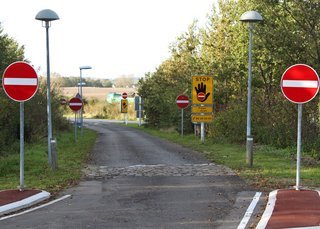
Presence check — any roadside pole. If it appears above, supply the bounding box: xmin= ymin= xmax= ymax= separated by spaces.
xmin=200 ymin=122 xmax=205 ymax=143
xmin=296 ymin=104 xmax=302 ymax=190
xmin=139 ymin=96 xmax=142 ymax=127
xmin=181 ymin=109 xmax=184 ymax=136
xmin=74 ymin=112 xmax=77 ymax=141
xmin=20 ymin=102 xmax=24 ymax=191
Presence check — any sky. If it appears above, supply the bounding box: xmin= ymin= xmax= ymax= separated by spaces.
xmin=0 ymin=0 xmax=216 ymax=79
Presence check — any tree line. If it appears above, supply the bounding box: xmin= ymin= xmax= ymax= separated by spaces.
xmin=138 ymin=0 xmax=320 ymax=159
xmin=54 ymin=75 xmax=138 ymax=88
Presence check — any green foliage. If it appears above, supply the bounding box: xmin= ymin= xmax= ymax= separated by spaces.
xmin=0 ymin=25 xmax=69 ymax=156
xmin=0 ymin=128 xmax=97 ymax=192
xmin=138 ymin=0 xmax=320 ymax=159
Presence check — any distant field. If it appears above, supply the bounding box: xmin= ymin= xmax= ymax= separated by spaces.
xmin=61 ymin=87 xmax=137 ymax=101
xmin=61 ymin=87 xmax=138 ymax=120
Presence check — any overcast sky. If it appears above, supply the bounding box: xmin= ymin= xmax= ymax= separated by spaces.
xmin=0 ymin=0 xmax=215 ymax=79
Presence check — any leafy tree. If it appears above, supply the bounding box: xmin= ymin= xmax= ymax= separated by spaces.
xmin=0 ymin=25 xmax=68 ymax=156
xmin=139 ymin=0 xmax=320 ymax=158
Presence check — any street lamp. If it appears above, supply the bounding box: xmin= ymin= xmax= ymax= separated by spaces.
xmin=35 ymin=9 xmax=59 ymax=168
xmin=240 ymin=10 xmax=263 ymax=166
xmin=79 ymin=66 xmax=92 ymax=135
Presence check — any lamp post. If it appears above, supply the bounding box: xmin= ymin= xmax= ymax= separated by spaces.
xmin=240 ymin=10 xmax=263 ymax=166
xmin=79 ymin=66 xmax=92 ymax=135
xmin=35 ymin=9 xmax=59 ymax=168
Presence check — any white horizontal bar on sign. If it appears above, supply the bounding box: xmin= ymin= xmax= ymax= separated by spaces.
xmin=176 ymin=100 xmax=189 ymax=103
xmin=69 ymin=103 xmax=82 ymax=106
xmin=4 ymin=78 xmax=37 ymax=86
xmin=282 ymin=80 xmax=318 ymax=88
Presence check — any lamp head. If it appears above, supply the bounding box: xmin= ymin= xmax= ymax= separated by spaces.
xmin=80 ymin=66 xmax=92 ymax=70
xmin=35 ymin=9 xmax=59 ymax=22
xmin=240 ymin=11 xmax=263 ymax=23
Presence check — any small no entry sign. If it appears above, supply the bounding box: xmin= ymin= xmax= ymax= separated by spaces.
xmin=69 ymin=97 xmax=83 ymax=111
xmin=176 ymin=95 xmax=189 ymax=109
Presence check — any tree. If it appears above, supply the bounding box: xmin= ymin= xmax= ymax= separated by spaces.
xmin=0 ymin=25 xmax=69 ymax=156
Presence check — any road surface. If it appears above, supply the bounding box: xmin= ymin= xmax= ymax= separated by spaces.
xmin=1 ymin=120 xmax=260 ymax=228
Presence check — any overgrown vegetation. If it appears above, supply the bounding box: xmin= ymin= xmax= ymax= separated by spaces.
xmin=138 ymin=0 xmax=320 ymax=160
xmin=0 ymin=128 xmax=97 ymax=193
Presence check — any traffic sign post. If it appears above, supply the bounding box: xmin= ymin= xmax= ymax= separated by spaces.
xmin=69 ymin=97 xmax=83 ymax=141
xmin=176 ymin=95 xmax=190 ymax=136
xmin=281 ymin=64 xmax=320 ymax=190
xmin=122 ymin=92 xmax=128 ymax=99
xmin=2 ymin=62 xmax=39 ymax=191
xmin=121 ymin=99 xmax=128 ymax=125
xmin=192 ymin=76 xmax=213 ymax=143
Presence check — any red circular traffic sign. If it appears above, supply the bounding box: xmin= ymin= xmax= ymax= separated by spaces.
xmin=176 ymin=94 xmax=190 ymax=109
xmin=122 ymin=92 xmax=128 ymax=99
xmin=197 ymin=92 xmax=206 ymax=102
xmin=69 ymin=97 xmax=83 ymax=111
xmin=281 ymin=64 xmax=319 ymax=104
xmin=2 ymin=61 xmax=38 ymax=102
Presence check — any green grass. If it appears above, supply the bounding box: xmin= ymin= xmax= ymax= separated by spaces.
xmin=0 ymin=128 xmax=97 ymax=193
xmin=129 ymin=124 xmax=320 ymax=191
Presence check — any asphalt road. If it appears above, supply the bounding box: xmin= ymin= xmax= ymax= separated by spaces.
xmin=2 ymin=120 xmax=260 ymax=228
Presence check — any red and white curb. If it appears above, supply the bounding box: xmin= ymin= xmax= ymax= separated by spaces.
xmin=0 ymin=190 xmax=50 ymax=216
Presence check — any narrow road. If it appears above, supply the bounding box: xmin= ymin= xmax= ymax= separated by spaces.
xmin=2 ymin=120 xmax=259 ymax=228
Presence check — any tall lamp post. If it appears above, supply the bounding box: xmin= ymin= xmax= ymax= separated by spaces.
xmin=240 ymin=11 xmax=263 ymax=166
xmin=35 ymin=9 xmax=59 ymax=168
xmin=79 ymin=66 xmax=92 ymax=135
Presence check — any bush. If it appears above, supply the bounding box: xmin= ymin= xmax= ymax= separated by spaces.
xmin=208 ymin=103 xmax=246 ymax=143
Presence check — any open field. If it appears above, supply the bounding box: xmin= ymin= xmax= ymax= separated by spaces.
xmin=61 ymin=87 xmax=137 ymax=100
xmin=61 ymin=87 xmax=138 ymax=120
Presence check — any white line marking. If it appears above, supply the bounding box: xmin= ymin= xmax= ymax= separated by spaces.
xmin=0 ymin=194 xmax=71 ymax=221
xmin=282 ymin=80 xmax=318 ymax=88
xmin=69 ymin=103 xmax=82 ymax=106
xmin=176 ymin=100 xmax=189 ymax=103
xmin=237 ymin=192 xmax=262 ymax=229
xmin=4 ymin=78 xmax=37 ymax=86
xmin=256 ymin=190 xmax=278 ymax=229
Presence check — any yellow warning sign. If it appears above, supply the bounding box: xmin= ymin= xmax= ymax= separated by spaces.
xmin=192 ymin=76 xmax=213 ymax=105
xmin=191 ymin=106 xmax=213 ymax=113
xmin=191 ymin=115 xmax=213 ymax=123
xmin=121 ymin=99 xmax=128 ymax=113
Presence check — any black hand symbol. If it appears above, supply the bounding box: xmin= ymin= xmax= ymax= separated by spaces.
xmin=195 ymin=82 xmax=210 ymax=102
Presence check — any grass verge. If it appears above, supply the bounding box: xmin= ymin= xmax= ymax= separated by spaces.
xmin=0 ymin=127 xmax=97 ymax=194
xmin=129 ymin=124 xmax=320 ymax=191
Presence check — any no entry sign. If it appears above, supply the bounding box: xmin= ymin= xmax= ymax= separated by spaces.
xmin=2 ymin=61 xmax=38 ymax=102
xmin=122 ymin=92 xmax=128 ymax=99
xmin=281 ymin=64 xmax=319 ymax=104
xmin=69 ymin=97 xmax=83 ymax=111
xmin=176 ymin=95 xmax=189 ymax=109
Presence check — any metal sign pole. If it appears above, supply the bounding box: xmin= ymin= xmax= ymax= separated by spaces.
xmin=74 ymin=112 xmax=77 ymax=141
xmin=296 ymin=104 xmax=302 ymax=190
xmin=200 ymin=122 xmax=205 ymax=143
xmin=181 ymin=109 xmax=184 ymax=137
xmin=20 ymin=102 xmax=24 ymax=191
xmin=139 ymin=96 xmax=142 ymax=127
